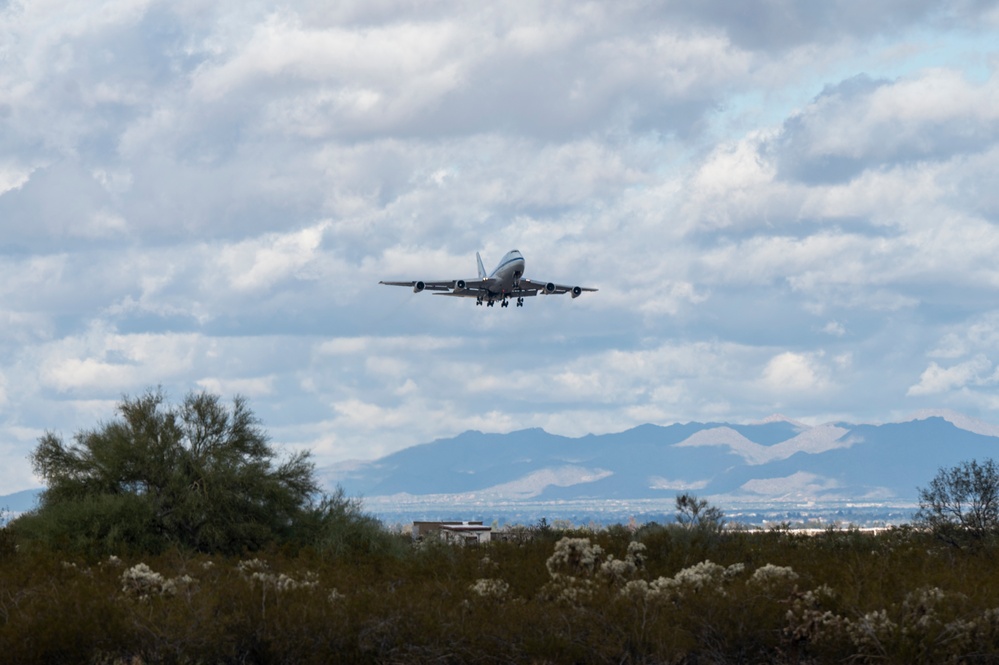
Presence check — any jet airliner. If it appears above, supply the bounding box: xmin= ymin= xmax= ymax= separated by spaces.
xmin=379 ymin=249 xmax=597 ymax=307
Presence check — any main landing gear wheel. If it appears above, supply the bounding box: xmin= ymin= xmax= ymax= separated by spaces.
xmin=516 ymin=297 xmax=524 ymax=307
xmin=487 ymin=300 xmax=495 ymax=307
xmin=501 ymin=298 xmax=509 ymax=307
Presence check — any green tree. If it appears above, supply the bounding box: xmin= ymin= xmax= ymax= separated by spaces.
xmin=675 ymin=492 xmax=725 ymax=532
xmin=916 ymin=459 xmax=999 ymax=547
xmin=297 ymin=486 xmax=403 ymax=560
xmin=16 ymin=389 xmax=319 ymax=555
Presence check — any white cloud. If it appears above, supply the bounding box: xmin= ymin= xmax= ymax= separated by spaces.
xmin=907 ymin=355 xmax=993 ymax=396
xmin=682 ymin=131 xmax=786 ymax=232
xmin=81 ymin=209 xmax=129 ymax=238
xmin=196 ymin=376 xmax=276 ymax=398
xmin=36 ymin=326 xmax=202 ymax=393
xmin=216 ymin=221 xmax=330 ymax=292
xmin=761 ymin=352 xmax=829 ymax=395
xmin=821 ymin=321 xmax=846 ymax=336
xmin=3 ymin=0 xmax=999 ymax=492
xmin=0 ymin=163 xmax=34 ymax=194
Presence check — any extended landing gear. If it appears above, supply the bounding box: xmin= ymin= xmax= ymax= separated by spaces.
xmin=479 ymin=296 xmax=522 ymax=308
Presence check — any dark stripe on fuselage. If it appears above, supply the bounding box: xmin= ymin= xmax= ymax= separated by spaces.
xmin=486 ymin=252 xmax=525 ymax=296
xmin=489 ymin=254 xmax=524 ymax=278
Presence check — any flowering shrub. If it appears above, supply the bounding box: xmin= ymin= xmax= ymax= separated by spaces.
xmin=545 ymin=537 xmax=604 ymax=579
xmin=236 ymin=558 xmax=269 ymax=575
xmin=242 ymin=565 xmax=319 ymax=592
xmin=120 ymin=563 xmax=166 ymax=598
xmin=784 ymin=582 xmax=996 ymax=661
xmin=618 ymin=559 xmax=749 ymax=608
xmin=599 ymin=556 xmax=637 ymax=584
xmin=598 ymin=541 xmax=647 ymax=584
xmin=785 ymin=584 xmax=848 ymax=650
xmin=901 ymin=585 xmax=947 ymax=629
xmin=545 ymin=576 xmax=597 ymax=605
xmin=238 ymin=557 xmax=312 ymax=590
xmin=847 ymin=609 xmax=897 ymax=654
xmin=469 ymin=578 xmax=510 ymax=600
xmin=10 ymin=524 xmax=999 ymax=664
xmin=626 ymin=540 xmax=647 ymax=568
xmin=120 ymin=562 xmax=197 ymax=599
xmin=748 ymin=563 xmax=799 ymax=593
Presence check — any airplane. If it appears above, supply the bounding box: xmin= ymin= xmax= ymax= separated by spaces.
xmin=379 ymin=249 xmax=597 ymax=307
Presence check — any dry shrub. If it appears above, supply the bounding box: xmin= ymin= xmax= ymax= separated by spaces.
xmin=4 ymin=524 xmax=999 ymax=663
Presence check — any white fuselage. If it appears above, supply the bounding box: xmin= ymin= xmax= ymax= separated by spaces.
xmin=487 ymin=249 xmax=525 ymax=296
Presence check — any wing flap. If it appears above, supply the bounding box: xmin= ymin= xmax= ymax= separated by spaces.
xmin=379 ymin=278 xmax=499 ymax=295
xmin=518 ymin=278 xmax=598 ymax=295
xmin=379 ymin=280 xmax=452 ymax=291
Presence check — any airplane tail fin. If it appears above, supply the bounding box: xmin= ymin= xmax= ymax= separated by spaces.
xmin=476 ymin=252 xmax=486 ymax=279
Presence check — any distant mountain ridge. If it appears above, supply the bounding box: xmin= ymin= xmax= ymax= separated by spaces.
xmin=323 ymin=410 xmax=999 ymax=505
xmin=0 ymin=488 xmax=43 ymax=524
xmin=9 ymin=411 xmax=999 ymax=521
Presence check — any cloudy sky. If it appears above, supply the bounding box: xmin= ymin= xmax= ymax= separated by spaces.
xmin=3 ymin=1 xmax=999 ymax=492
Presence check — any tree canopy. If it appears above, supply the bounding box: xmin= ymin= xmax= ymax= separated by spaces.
xmin=916 ymin=459 xmax=999 ymax=547
xmin=674 ymin=492 xmax=725 ymax=533
xmin=17 ymin=389 xmax=319 ymax=555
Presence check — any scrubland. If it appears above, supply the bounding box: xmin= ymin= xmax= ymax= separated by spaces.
xmin=4 ymin=523 xmax=999 ymax=664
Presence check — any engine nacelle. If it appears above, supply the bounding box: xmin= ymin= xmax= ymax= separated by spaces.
xmin=544 ymin=282 xmax=557 ymax=294
xmin=456 ymin=279 xmax=466 ymax=289
xmin=413 ymin=281 xmax=426 ymax=293
xmin=571 ymin=286 xmax=582 ymax=298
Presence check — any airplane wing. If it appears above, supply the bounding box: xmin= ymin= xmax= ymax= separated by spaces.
xmin=378 ymin=280 xmax=453 ymax=292
xmin=518 ymin=278 xmax=598 ymax=298
xmin=379 ymin=278 xmax=498 ymax=296
xmin=379 ymin=273 xmax=597 ymax=301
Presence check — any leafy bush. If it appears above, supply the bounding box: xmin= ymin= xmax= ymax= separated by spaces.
xmin=15 ymin=389 xmax=318 ymax=555
xmin=295 ymin=487 xmax=407 ymax=562
xmin=916 ymin=459 xmax=999 ymax=547
xmin=675 ymin=491 xmax=726 ymax=533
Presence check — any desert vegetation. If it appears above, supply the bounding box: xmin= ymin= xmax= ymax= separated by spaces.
xmin=6 ymin=391 xmax=999 ymax=663
xmin=8 ymin=519 xmax=999 ymax=663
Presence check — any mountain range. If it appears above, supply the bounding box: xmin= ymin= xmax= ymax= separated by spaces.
xmin=7 ymin=410 xmax=999 ymax=525
xmin=323 ymin=410 xmax=999 ymax=507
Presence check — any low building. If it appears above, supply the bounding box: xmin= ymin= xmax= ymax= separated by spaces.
xmin=412 ymin=521 xmax=492 ymax=545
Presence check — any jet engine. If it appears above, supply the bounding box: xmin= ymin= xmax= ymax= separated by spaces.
xmin=456 ymin=279 xmax=466 ymax=289
xmin=571 ymin=286 xmax=582 ymax=298
xmin=544 ymin=282 xmax=557 ymax=293
xmin=413 ymin=281 xmax=426 ymax=293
